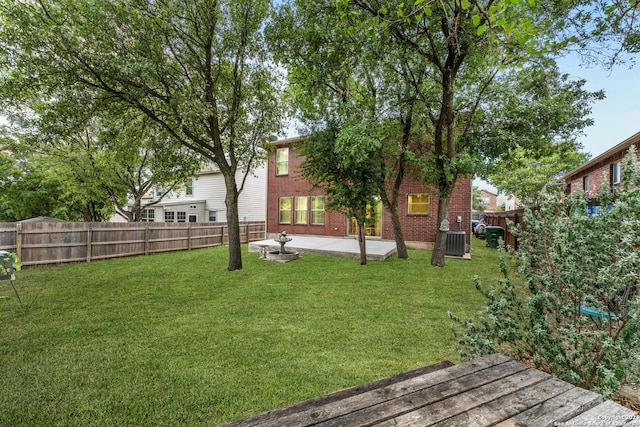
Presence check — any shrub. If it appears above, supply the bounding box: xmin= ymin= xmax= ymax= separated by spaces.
xmin=451 ymin=147 xmax=640 ymax=397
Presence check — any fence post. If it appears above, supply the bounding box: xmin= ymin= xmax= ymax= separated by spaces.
xmin=188 ymin=224 xmax=192 ymax=251
xmin=144 ymin=224 xmax=150 ymax=256
xmin=86 ymin=224 xmax=92 ymax=263
xmin=15 ymin=222 xmax=22 ymax=261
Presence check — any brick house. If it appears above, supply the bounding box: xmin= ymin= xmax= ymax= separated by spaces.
xmin=266 ymin=137 xmax=472 ymax=251
xmin=562 ymin=131 xmax=640 ymax=200
xmin=478 ymin=189 xmax=498 ymax=212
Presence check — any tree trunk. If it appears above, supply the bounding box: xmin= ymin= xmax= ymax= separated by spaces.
xmin=357 ymin=221 xmax=367 ymax=265
xmin=431 ymin=196 xmax=451 ymax=267
xmin=224 ymin=174 xmax=243 ymax=271
xmin=386 ymin=201 xmax=409 ymax=259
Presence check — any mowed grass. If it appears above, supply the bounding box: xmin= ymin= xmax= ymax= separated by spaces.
xmin=1 ymin=239 xmax=504 ymax=426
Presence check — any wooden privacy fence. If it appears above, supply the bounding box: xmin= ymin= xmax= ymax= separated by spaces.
xmin=481 ymin=209 xmax=524 ymax=250
xmin=0 ymin=221 xmax=265 ymax=268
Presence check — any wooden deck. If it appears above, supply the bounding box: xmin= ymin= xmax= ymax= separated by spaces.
xmin=219 ymin=353 xmax=640 ymax=427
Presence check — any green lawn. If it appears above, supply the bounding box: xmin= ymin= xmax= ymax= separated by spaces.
xmin=1 ymin=238 xmax=504 ymax=426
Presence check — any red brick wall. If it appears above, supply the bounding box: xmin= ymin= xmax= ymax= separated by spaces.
xmin=267 ymin=141 xmax=472 ymax=247
xmin=567 ymin=149 xmax=640 ymax=197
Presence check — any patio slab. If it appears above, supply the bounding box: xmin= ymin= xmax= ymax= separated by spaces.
xmin=248 ymin=235 xmax=398 ymax=261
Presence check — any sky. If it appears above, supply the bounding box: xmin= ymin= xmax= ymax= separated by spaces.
xmin=475 ymin=53 xmax=640 ymax=193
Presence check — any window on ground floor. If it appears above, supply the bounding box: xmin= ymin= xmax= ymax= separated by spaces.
xmin=310 ymin=196 xmax=325 ymax=225
xmin=141 ymin=209 xmax=155 ymax=222
xmin=177 ymin=211 xmax=186 ymax=222
xmin=209 ymin=211 xmax=217 ymax=222
xmin=279 ymin=197 xmax=292 ymax=224
xmin=408 ymin=193 xmax=430 ymax=215
xmin=164 ymin=211 xmax=175 ymax=222
xmin=295 ymin=196 xmax=308 ymax=224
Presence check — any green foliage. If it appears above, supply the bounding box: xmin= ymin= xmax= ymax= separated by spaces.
xmin=0 ymin=0 xmax=286 ymax=270
xmin=300 ymin=123 xmax=382 ymax=263
xmin=486 ymin=143 xmax=589 ymax=206
xmin=472 ymin=186 xmax=486 ymax=212
xmin=327 ymin=0 xmax=601 ymax=267
xmin=451 ymin=148 xmax=640 ymax=398
xmin=0 ymin=148 xmax=89 ymax=221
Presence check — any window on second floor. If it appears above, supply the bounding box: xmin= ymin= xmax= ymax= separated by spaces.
xmin=611 ymin=162 xmax=621 ymax=188
xmin=185 ymin=180 xmax=194 ymax=196
xmin=276 ymin=147 xmax=289 ymax=175
xmin=583 ymin=175 xmax=590 ymax=193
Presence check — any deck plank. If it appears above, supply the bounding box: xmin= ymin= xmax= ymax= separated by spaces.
xmin=218 ymin=360 xmax=454 ymax=427
xmin=316 ymin=359 xmax=529 ymax=427
xmin=219 ymin=354 xmax=510 ymax=427
xmin=217 ymin=354 xmax=637 ymax=427
xmin=497 ymin=386 xmax=602 ymax=427
xmin=428 ymin=376 xmax=575 ymax=427
xmin=372 ymin=366 xmax=550 ymax=426
xmin=564 ymin=400 xmax=640 ymax=426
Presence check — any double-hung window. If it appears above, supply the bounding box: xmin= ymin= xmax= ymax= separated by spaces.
xmin=276 ymin=148 xmax=289 ymax=175
xmin=279 ymin=197 xmax=292 ymax=223
xmin=310 ymin=196 xmax=325 ymax=225
xmin=583 ymin=175 xmax=590 ymax=193
xmin=611 ymin=162 xmax=621 ymax=189
xmin=295 ymin=197 xmax=308 ymax=224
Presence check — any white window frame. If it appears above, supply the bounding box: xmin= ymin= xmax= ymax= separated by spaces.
xmin=310 ymin=196 xmax=325 ymax=225
xmin=276 ymin=147 xmax=289 ymax=176
xmin=141 ymin=209 xmax=155 ymax=222
xmin=279 ymin=197 xmax=292 ymax=224
xmin=612 ymin=162 xmax=621 ymax=188
xmin=294 ymin=196 xmax=308 ymax=224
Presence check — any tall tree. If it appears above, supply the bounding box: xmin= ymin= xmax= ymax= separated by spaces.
xmin=300 ymin=123 xmax=382 ymax=265
xmin=336 ymin=0 xmax=600 ymax=266
xmin=269 ymin=1 xmax=432 ymax=260
xmin=486 ymin=143 xmax=589 ymax=207
xmin=0 ymin=0 xmax=284 ymax=271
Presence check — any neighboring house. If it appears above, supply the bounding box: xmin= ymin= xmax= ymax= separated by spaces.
xmin=114 ymin=163 xmax=267 ymax=223
xmin=266 ymin=137 xmax=472 ymax=251
xmin=562 ymin=131 xmax=640 ymax=202
xmin=503 ymin=194 xmax=519 ymax=211
xmin=478 ymin=189 xmax=498 ymax=212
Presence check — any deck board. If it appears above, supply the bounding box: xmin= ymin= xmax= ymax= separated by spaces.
xmin=217 ymin=353 xmax=640 ymax=427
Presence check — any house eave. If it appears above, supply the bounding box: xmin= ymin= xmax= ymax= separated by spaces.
xmin=561 ymin=131 xmax=640 ymax=182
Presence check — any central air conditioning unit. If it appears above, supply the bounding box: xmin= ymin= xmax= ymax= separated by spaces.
xmin=445 ymin=231 xmax=466 ymax=257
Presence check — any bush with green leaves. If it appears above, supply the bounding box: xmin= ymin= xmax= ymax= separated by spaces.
xmin=451 ymin=148 xmax=640 ymax=397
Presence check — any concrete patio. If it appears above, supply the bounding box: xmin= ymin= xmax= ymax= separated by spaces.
xmin=248 ymin=235 xmax=398 ymax=261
